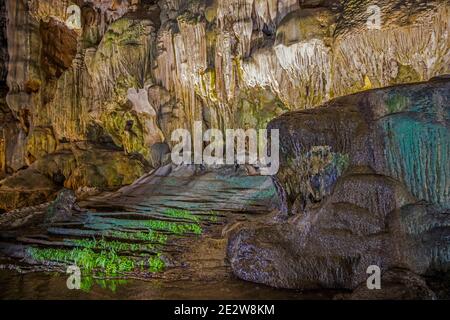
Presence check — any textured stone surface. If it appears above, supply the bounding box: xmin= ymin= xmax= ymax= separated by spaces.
xmin=0 ymin=1 xmax=448 ymax=212
xmin=347 ymin=268 xmax=437 ymax=300
xmin=0 ymin=0 xmax=7 ymax=86
xmin=228 ymin=79 xmax=450 ymax=291
xmin=0 ymin=169 xmax=58 ymax=212
xmin=0 ymin=1 xmax=448 ymax=299
xmin=270 ymin=77 xmax=450 ymax=215
xmin=44 ymin=189 xmax=82 ymax=224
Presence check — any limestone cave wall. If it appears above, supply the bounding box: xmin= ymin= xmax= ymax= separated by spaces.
xmin=0 ymin=0 xmax=449 ymax=210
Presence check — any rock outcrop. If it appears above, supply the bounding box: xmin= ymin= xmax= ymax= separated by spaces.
xmin=0 ymin=0 xmax=449 ymax=212
xmin=272 ymin=76 xmax=449 ymax=215
xmin=44 ymin=188 xmax=81 ymax=224
xmin=0 ymin=0 xmax=448 ymax=299
xmin=228 ymin=78 xmax=450 ymax=296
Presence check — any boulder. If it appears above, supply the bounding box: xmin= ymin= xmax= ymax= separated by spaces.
xmin=347 ymin=268 xmax=436 ymax=300
xmin=0 ymin=169 xmax=59 ymax=212
xmin=44 ymin=188 xmax=81 ymax=224
xmin=228 ymin=78 xmax=450 ymax=291
xmin=270 ymin=77 xmax=450 ymax=215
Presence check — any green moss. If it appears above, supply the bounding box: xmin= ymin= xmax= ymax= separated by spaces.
xmin=386 ymin=92 xmax=410 ymax=114
xmin=101 ymin=108 xmax=150 ymax=159
xmin=26 ymin=127 xmax=57 ymax=161
xmin=394 ymin=64 xmax=421 ymax=85
xmin=198 ymin=68 xmax=218 ymax=102
xmin=237 ymin=89 xmax=289 ymax=131
xmin=80 ymin=276 xmax=128 ymax=293
xmin=381 ymin=112 xmax=449 ymax=208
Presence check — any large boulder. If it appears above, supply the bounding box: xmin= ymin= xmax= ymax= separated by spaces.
xmin=228 ymin=175 xmax=450 ymax=290
xmin=0 ymin=169 xmax=59 ymax=212
xmin=0 ymin=144 xmax=149 ymax=211
xmin=270 ymin=76 xmax=449 ymax=215
xmin=228 ymin=78 xmax=450 ymax=294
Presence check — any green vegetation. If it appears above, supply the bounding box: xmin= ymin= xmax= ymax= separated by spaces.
xmin=163 ymin=208 xmax=201 ymax=222
xmin=80 ymin=276 xmax=128 ymax=293
xmin=208 ymin=211 xmax=219 ymax=223
xmin=28 ymin=247 xmax=136 ymax=275
xmin=109 ymin=230 xmax=168 ymax=244
xmin=382 ymin=111 xmax=450 ymax=208
xmin=27 ymin=207 xmax=206 ymax=295
xmin=140 ymin=219 xmax=203 ymax=235
xmin=148 ymin=254 xmax=165 ymax=273
xmin=67 ymin=238 xmax=153 ymax=252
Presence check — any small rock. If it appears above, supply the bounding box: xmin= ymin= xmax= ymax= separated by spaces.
xmin=44 ymin=189 xmax=82 ymax=224
xmin=348 ymin=268 xmax=436 ymax=300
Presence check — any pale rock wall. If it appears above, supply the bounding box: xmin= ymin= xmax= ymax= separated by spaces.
xmin=153 ymin=0 xmax=449 ymax=138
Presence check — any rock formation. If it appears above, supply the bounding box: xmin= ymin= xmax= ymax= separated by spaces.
xmin=0 ymin=0 xmax=448 ymax=211
xmin=0 ymin=0 xmax=449 ymax=299
xmin=228 ymin=77 xmax=450 ymax=296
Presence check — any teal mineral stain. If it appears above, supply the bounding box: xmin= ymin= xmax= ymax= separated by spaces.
xmin=381 ymin=114 xmax=449 ymax=209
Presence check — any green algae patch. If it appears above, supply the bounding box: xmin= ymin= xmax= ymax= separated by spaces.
xmin=216 ymin=175 xmax=268 ymax=189
xmin=386 ymin=92 xmax=410 ymax=114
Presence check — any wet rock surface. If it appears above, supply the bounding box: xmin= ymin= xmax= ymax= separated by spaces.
xmin=228 ymin=79 xmax=450 ymax=297
xmin=0 ymin=0 xmax=449 ymax=300
xmin=346 ymin=268 xmax=437 ymax=300
xmin=0 ymin=165 xmax=289 ymax=297
xmin=0 ymin=169 xmax=59 ymax=212
xmin=44 ymin=189 xmax=81 ymax=224
xmin=271 ymin=77 xmax=450 ymax=214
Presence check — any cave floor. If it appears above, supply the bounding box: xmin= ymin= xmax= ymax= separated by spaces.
xmin=0 ymin=167 xmax=339 ymax=299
